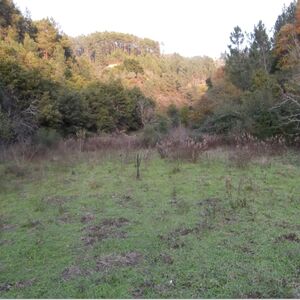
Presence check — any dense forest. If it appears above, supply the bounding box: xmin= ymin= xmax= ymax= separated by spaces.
xmin=0 ymin=0 xmax=299 ymax=145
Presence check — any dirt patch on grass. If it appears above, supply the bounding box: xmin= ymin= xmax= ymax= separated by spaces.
xmin=158 ymin=234 xmax=185 ymax=249
xmin=198 ymin=197 xmax=221 ymax=207
xmin=95 ymin=251 xmax=143 ymax=271
xmin=80 ymin=213 xmax=95 ymax=224
xmin=61 ymin=266 xmax=90 ymax=281
xmin=275 ymin=233 xmax=300 ymax=243
xmin=82 ymin=217 xmax=130 ymax=246
xmin=239 ymin=245 xmax=255 ymax=255
xmin=0 ymin=283 xmax=12 ymax=292
xmin=0 ymin=279 xmax=36 ymax=292
xmin=0 ymin=223 xmax=16 ymax=232
xmin=21 ymin=220 xmax=43 ymax=229
xmin=131 ymin=281 xmax=155 ymax=298
xmin=223 ymin=216 xmax=238 ymax=224
xmin=131 ymin=280 xmax=171 ymax=298
xmin=62 ymin=251 xmax=142 ymax=281
xmin=159 ymin=225 xmax=201 ymax=249
xmin=57 ymin=212 xmax=75 ymax=224
xmin=132 ymin=287 xmax=145 ymax=298
xmin=101 ymin=217 xmax=129 ymax=227
xmin=14 ymin=279 xmax=36 ymax=289
xmin=0 ymin=216 xmax=16 ymax=232
xmin=112 ymin=192 xmax=142 ymax=209
xmin=197 ymin=198 xmax=222 ymax=216
xmin=159 ymin=253 xmax=174 ymax=265
xmin=173 ymin=227 xmax=197 ymax=236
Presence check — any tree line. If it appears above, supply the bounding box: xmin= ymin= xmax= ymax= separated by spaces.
xmin=1 ymin=0 xmax=299 ymax=145
xmin=0 ymin=0 xmax=155 ymax=144
xmin=186 ymin=0 xmax=300 ymax=143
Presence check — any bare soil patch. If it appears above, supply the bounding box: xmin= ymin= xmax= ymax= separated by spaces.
xmin=112 ymin=192 xmax=142 ymax=209
xmin=159 ymin=253 xmax=174 ymax=265
xmin=275 ymin=233 xmax=300 ymax=243
xmin=95 ymin=251 xmax=143 ymax=271
xmin=0 ymin=283 xmax=12 ymax=292
xmin=0 ymin=223 xmax=16 ymax=231
xmin=0 ymin=279 xmax=35 ymax=292
xmin=80 ymin=213 xmax=95 ymax=224
xmin=14 ymin=279 xmax=36 ymax=289
xmin=159 ymin=225 xmax=201 ymax=249
xmin=61 ymin=266 xmax=90 ymax=281
xmin=81 ymin=217 xmax=130 ymax=246
xmin=197 ymin=198 xmax=222 ymax=216
xmin=21 ymin=220 xmax=42 ymax=229
xmin=131 ymin=281 xmax=155 ymax=298
xmin=57 ymin=212 xmax=75 ymax=224
xmin=101 ymin=217 xmax=129 ymax=227
xmin=131 ymin=280 xmax=171 ymax=298
xmin=0 ymin=216 xmax=16 ymax=232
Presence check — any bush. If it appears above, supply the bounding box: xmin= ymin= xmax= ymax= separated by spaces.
xmin=140 ymin=114 xmax=170 ymax=147
xmin=167 ymin=104 xmax=180 ymax=127
xmin=32 ymin=127 xmax=61 ymax=148
xmin=141 ymin=124 xmax=161 ymax=147
xmin=157 ymin=128 xmax=207 ymax=162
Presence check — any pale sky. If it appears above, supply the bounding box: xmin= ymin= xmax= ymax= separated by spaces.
xmin=14 ymin=0 xmax=293 ymax=58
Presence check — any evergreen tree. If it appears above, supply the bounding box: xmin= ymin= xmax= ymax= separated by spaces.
xmin=249 ymin=21 xmax=272 ymax=72
xmin=35 ymin=18 xmax=60 ymax=59
xmin=225 ymin=26 xmax=252 ymax=90
xmin=274 ymin=0 xmax=297 ymax=38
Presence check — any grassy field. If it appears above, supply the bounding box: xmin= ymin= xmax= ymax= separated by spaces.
xmin=0 ymin=149 xmax=300 ymax=298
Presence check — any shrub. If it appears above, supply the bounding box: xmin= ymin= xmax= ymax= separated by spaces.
xmin=229 ymin=133 xmax=287 ymax=168
xmin=167 ymin=104 xmax=180 ymax=127
xmin=32 ymin=127 xmax=61 ymax=148
xmin=141 ymin=124 xmax=161 ymax=147
xmin=157 ymin=128 xmax=207 ymax=162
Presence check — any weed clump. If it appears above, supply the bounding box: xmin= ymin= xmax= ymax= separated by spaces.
xmin=157 ymin=128 xmax=207 ymax=162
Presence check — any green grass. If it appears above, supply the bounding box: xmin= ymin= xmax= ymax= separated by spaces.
xmin=0 ymin=150 xmax=300 ymax=298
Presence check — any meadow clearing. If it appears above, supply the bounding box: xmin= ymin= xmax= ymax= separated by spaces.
xmin=0 ymin=139 xmax=300 ymax=298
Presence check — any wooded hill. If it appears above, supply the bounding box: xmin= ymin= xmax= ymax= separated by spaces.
xmin=0 ymin=0 xmax=299 ymax=145
xmin=71 ymin=31 xmax=216 ymax=108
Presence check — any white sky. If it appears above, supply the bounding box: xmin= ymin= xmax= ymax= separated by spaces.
xmin=14 ymin=0 xmax=293 ymax=58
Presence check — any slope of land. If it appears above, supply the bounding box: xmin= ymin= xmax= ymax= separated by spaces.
xmin=72 ymin=32 xmax=218 ymax=109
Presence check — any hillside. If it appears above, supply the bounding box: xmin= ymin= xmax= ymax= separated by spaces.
xmin=71 ymin=32 xmax=217 ymax=109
